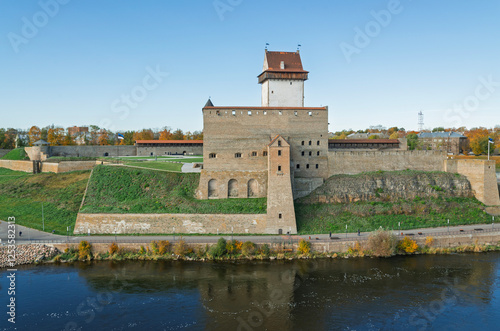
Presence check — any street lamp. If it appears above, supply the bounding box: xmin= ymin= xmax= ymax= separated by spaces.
xmin=447 ymin=219 xmax=450 ymax=232
xmin=345 ymin=224 xmax=347 ymax=239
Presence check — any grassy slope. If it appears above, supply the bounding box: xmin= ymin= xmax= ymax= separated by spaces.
xmin=0 ymin=168 xmax=90 ymax=234
xmin=1 ymin=148 xmax=28 ymax=160
xmin=123 ymin=161 xmax=183 ymax=172
xmin=295 ymin=171 xmax=493 ymax=234
xmin=81 ymin=165 xmax=266 ymax=214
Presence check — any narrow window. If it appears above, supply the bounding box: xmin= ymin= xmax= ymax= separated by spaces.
xmin=309 ymin=151 xmax=312 ymax=156
xmin=309 ymin=141 xmax=312 ymax=146
xmin=235 ymin=153 xmax=242 ymax=158
xmin=278 ymin=111 xmax=282 ymax=115
xmin=317 ymin=140 xmax=320 ymax=145
xmin=316 ymin=164 xmax=319 ymax=169
xmin=263 ymin=111 xmax=267 ymax=115
xmin=294 ymin=111 xmax=297 ymax=116
xmin=278 ymin=165 xmax=282 ymax=171
xmin=216 ymin=110 xmax=221 ymax=116
xmin=232 ymin=110 xmax=236 ymax=116
xmin=317 ymin=151 xmax=320 ymax=156
xmin=301 ymin=151 xmax=305 ymax=156
xmin=301 ymin=141 xmax=305 ymax=146
xmin=279 ymin=213 xmax=282 ymax=219
xmin=248 ymin=110 xmax=252 ymax=116
xmin=306 ymin=164 xmax=309 ymax=169
xmin=278 ymin=150 xmax=282 ymax=156
xmin=209 ymin=153 xmax=217 ymax=159
xmin=290 ymin=81 xmax=292 ymax=85
xmin=296 ymin=164 xmax=300 ymax=169
xmin=263 ymin=151 xmax=268 ymax=156
xmin=278 ymin=140 xmax=281 ymax=146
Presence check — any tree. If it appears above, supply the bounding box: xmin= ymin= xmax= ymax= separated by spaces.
xmin=62 ymin=130 xmax=75 ymax=146
xmin=389 ymin=132 xmax=399 ymax=139
xmin=28 ymin=126 xmax=41 ymax=146
xmin=406 ymin=133 xmax=419 ymax=150
xmin=133 ymin=129 xmax=154 ymax=141
xmin=89 ymin=125 xmax=100 ymax=145
xmin=97 ymin=129 xmax=109 ymax=145
xmin=368 ymin=135 xmax=380 ymax=139
xmin=432 ymin=127 xmax=445 ymax=132
xmin=47 ymin=127 xmax=65 ymax=146
xmin=159 ymin=128 xmax=172 ymax=140
xmin=466 ymin=127 xmax=489 ymax=155
xmin=171 ymin=129 xmax=184 ymax=140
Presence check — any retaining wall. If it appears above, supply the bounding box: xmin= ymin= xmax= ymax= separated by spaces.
xmin=74 ymin=213 xmax=269 ymax=234
xmin=0 ymin=160 xmax=95 ymax=173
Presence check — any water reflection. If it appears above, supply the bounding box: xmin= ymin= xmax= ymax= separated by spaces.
xmin=1 ymin=253 xmax=499 ymax=330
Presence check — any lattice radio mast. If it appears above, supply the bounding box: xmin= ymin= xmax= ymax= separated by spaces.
xmin=418 ymin=111 xmax=424 ymax=131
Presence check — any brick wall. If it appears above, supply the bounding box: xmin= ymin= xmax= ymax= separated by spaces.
xmin=74 ymin=213 xmax=268 ymax=234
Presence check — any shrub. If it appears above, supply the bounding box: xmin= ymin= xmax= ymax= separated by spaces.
xmin=298 ymin=239 xmax=311 ymax=255
xmin=210 ymin=238 xmax=227 ymax=258
xmin=425 ymin=236 xmax=435 ymax=247
xmin=109 ymin=242 xmax=119 ymax=255
xmin=173 ymin=240 xmax=189 ymax=256
xmin=260 ymin=244 xmax=270 ymax=257
xmin=347 ymin=241 xmax=364 ymax=257
xmin=366 ymin=229 xmax=397 ymax=257
xmin=150 ymin=241 xmax=159 ymax=254
xmin=398 ymin=236 xmax=419 ymax=253
xmin=78 ymin=241 xmax=92 ymax=261
xmin=158 ymin=240 xmax=171 ymax=255
xmin=241 ymin=241 xmax=256 ymax=256
xmin=139 ymin=246 xmax=146 ymax=255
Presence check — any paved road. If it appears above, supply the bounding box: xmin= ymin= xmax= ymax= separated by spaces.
xmin=1 ymin=219 xmax=499 ymax=245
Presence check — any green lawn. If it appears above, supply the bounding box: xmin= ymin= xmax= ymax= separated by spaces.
xmin=0 ymin=168 xmax=90 ymax=234
xmin=81 ymin=165 xmax=266 ymax=214
xmin=123 ymin=161 xmax=184 ymax=172
xmin=1 ymin=148 xmax=28 ymax=160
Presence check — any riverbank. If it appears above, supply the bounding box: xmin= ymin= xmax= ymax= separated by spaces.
xmin=3 ymin=229 xmax=500 ymax=268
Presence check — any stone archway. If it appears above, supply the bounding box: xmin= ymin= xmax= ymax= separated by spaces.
xmin=248 ymin=179 xmax=258 ymax=197
xmin=228 ymin=179 xmax=238 ymax=198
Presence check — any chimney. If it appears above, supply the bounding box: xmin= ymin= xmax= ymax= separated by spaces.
xmin=280 ymin=61 xmax=285 ymax=70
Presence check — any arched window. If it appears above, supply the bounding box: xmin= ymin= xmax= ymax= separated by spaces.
xmin=308 ymin=141 xmax=312 ymax=146
xmin=317 ymin=140 xmax=320 ymax=145
xmin=301 ymin=141 xmax=305 ymax=145
xmin=228 ymin=179 xmax=238 ymax=198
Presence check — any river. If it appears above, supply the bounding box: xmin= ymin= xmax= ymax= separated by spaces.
xmin=1 ymin=253 xmax=500 ymax=330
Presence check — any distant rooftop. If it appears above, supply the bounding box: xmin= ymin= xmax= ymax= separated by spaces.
xmin=418 ymin=132 xmax=466 ymax=138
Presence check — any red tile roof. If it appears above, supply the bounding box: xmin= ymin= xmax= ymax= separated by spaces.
xmin=136 ymin=140 xmax=203 ymax=144
xmin=262 ymin=51 xmax=308 ymax=73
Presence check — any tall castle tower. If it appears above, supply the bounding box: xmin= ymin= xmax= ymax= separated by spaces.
xmin=258 ymin=50 xmax=309 ymax=107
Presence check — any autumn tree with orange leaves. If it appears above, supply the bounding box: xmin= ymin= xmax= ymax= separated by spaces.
xmin=28 ymin=126 xmax=41 ymax=146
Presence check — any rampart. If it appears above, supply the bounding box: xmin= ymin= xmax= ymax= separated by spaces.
xmin=0 ymin=160 xmax=95 ymax=173
xmin=74 ymin=213 xmax=268 ymax=234
xmin=328 ymin=150 xmax=446 ymax=176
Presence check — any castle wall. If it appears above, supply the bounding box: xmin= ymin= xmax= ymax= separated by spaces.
xmin=48 ymin=145 xmax=137 ymax=157
xmin=196 ymin=170 xmax=267 ymax=199
xmin=262 ymin=79 xmax=304 ymax=107
xmin=0 ymin=160 xmax=34 ymax=172
xmin=444 ymin=159 xmax=500 ymax=206
xmin=136 ymin=145 xmax=202 ymax=156
xmin=0 ymin=160 xmax=95 ymax=173
xmin=74 ymin=213 xmax=268 ymax=234
xmin=328 ymin=150 xmax=447 ymax=176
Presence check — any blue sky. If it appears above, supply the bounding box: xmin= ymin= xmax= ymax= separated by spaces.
xmin=1 ymin=0 xmax=499 ymax=133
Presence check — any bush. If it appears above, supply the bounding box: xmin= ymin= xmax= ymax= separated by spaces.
xmin=173 ymin=240 xmax=189 ymax=256
xmin=150 ymin=241 xmax=159 ymax=254
xmin=210 ymin=238 xmax=227 ymax=258
xmin=158 ymin=240 xmax=171 ymax=255
xmin=78 ymin=241 xmax=92 ymax=261
xmin=425 ymin=236 xmax=435 ymax=247
xmin=298 ymin=239 xmax=311 ymax=255
xmin=260 ymin=244 xmax=270 ymax=257
xmin=241 ymin=241 xmax=256 ymax=256
xmin=347 ymin=241 xmax=364 ymax=257
xmin=109 ymin=242 xmax=119 ymax=255
xmin=366 ymin=229 xmax=397 ymax=257
xmin=398 ymin=236 xmax=419 ymax=253
xmin=139 ymin=246 xmax=146 ymax=255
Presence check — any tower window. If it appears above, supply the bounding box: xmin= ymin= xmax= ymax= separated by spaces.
xmin=278 ymin=150 xmax=282 ymax=156
xmin=317 ymin=151 xmax=320 ymax=156
xmin=309 ymin=141 xmax=312 ymax=146
xmin=301 ymin=151 xmax=304 ymax=156
xmin=296 ymin=164 xmax=300 ymax=169
xmin=309 ymin=151 xmax=312 ymax=156
xmin=317 ymin=140 xmax=320 ymax=145
xmin=232 ymin=110 xmax=236 ymax=116
xmin=306 ymin=164 xmax=310 ymax=169
xmin=278 ymin=165 xmax=282 ymax=172
xmin=294 ymin=111 xmax=297 ymax=116
xmin=235 ymin=153 xmax=242 ymax=158
xmin=263 ymin=111 xmax=267 ymax=115
xmin=209 ymin=153 xmax=217 ymax=159
xmin=316 ymin=164 xmax=319 ymax=169
xmin=279 ymin=213 xmax=282 ymax=219
xmin=278 ymin=110 xmax=282 ymax=115
xmin=301 ymin=141 xmax=305 ymax=146
xmin=278 ymin=140 xmax=281 ymax=146
xmin=290 ymin=81 xmax=293 ymax=85
xmin=251 ymin=151 xmax=257 ymax=157
xmin=263 ymin=151 xmax=268 ymax=156
xmin=248 ymin=111 xmax=252 ymax=116
xmin=308 ymin=111 xmax=312 ymax=116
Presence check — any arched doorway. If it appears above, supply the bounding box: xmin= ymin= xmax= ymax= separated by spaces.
xmin=208 ymin=179 xmax=218 ymax=198
xmin=247 ymin=179 xmax=258 ymax=197
xmin=228 ymin=179 xmax=238 ymax=198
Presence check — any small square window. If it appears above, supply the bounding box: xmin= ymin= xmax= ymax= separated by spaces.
xmin=301 ymin=151 xmax=304 ymax=156
xmin=301 ymin=141 xmax=305 ymax=145
xmin=251 ymin=151 xmax=257 ymax=157
xmin=235 ymin=153 xmax=242 ymax=158
xmin=296 ymin=164 xmax=300 ymax=169
xmin=309 ymin=141 xmax=312 ymax=146
xmin=316 ymin=164 xmax=319 ymax=169
xmin=232 ymin=110 xmax=236 ymax=116
xmin=278 ymin=140 xmax=281 ymax=146
xmin=278 ymin=165 xmax=282 ymax=171
xmin=278 ymin=150 xmax=282 ymax=156
xmin=263 ymin=111 xmax=267 ymax=115
xmin=317 ymin=140 xmax=320 ymax=145
xmin=294 ymin=111 xmax=297 ymax=116
xmin=309 ymin=151 xmax=312 ymax=156
xmin=263 ymin=151 xmax=268 ymax=156
xmin=308 ymin=111 xmax=312 ymax=116
xmin=278 ymin=111 xmax=282 ymax=115
xmin=248 ymin=110 xmax=252 ymax=116
xmin=306 ymin=164 xmax=310 ymax=169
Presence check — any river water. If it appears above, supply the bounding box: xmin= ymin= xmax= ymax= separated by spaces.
xmin=1 ymin=253 xmax=500 ymax=331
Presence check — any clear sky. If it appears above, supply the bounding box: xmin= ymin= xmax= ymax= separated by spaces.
xmin=1 ymin=0 xmax=499 ymax=133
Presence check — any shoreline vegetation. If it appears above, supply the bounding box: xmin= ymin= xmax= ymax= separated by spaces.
xmin=3 ymin=231 xmax=500 ymax=269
